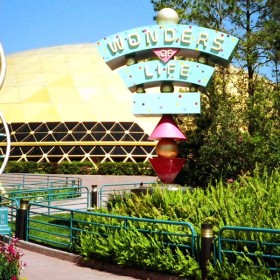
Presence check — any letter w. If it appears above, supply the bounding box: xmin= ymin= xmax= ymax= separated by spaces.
xmin=107 ymin=38 xmax=124 ymax=53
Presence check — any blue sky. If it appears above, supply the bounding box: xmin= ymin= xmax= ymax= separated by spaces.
xmin=0 ymin=0 xmax=156 ymax=55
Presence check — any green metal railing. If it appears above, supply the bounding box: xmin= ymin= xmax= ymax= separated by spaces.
xmin=1 ymin=185 xmax=90 ymax=220
xmin=2 ymin=193 xmax=279 ymax=273
xmin=0 ymin=173 xmax=81 ymax=190
xmin=27 ymin=202 xmax=198 ymax=256
xmin=1 ymin=175 xmax=279 ymax=273
xmin=99 ymin=182 xmax=156 ymax=207
xmin=7 ymin=185 xmax=81 ymax=202
xmin=216 ymin=226 xmax=280 ymax=271
xmin=0 ymin=196 xmax=19 ymax=223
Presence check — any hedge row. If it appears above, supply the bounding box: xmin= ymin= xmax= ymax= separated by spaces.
xmin=77 ymin=168 xmax=280 ymax=279
xmin=3 ymin=161 xmax=156 ymax=176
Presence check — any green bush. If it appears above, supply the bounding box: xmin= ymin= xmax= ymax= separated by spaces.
xmin=56 ymin=161 xmax=95 ymax=175
xmin=36 ymin=162 xmax=59 ymax=174
xmin=105 ymin=168 xmax=280 ymax=233
xmin=98 ymin=162 xmax=155 ymax=176
xmin=3 ymin=161 xmax=154 ymax=176
xmin=5 ymin=161 xmax=37 ymax=173
xmin=77 ymin=228 xmax=201 ymax=279
xmin=76 ymin=168 xmax=280 ymax=278
xmin=0 ymin=238 xmax=26 ymax=280
xmin=208 ymin=255 xmax=278 ymax=280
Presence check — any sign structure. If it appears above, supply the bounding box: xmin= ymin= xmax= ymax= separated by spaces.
xmin=96 ymin=8 xmax=239 ymax=183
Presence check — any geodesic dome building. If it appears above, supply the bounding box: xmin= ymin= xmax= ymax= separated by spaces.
xmin=0 ymin=44 xmax=159 ymax=164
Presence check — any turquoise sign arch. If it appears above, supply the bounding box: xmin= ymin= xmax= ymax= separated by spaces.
xmin=118 ymin=60 xmax=215 ymax=90
xmin=96 ymin=24 xmax=238 ymax=68
xmin=96 ymin=22 xmax=239 ymax=115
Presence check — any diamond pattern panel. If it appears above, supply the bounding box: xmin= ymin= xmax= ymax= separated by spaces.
xmin=0 ymin=121 xmax=155 ymax=163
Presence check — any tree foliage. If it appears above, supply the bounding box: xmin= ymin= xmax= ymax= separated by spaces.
xmin=151 ymin=0 xmax=280 ymax=187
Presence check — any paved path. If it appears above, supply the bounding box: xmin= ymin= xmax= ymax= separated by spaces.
xmin=21 ymin=249 xmax=140 ymax=280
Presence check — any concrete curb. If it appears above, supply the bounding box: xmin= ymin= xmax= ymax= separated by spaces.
xmin=19 ymin=241 xmax=189 ymax=280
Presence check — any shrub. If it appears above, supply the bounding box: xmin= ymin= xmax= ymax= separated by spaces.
xmin=105 ymin=168 xmax=280 ymax=233
xmin=5 ymin=161 xmax=41 ymax=174
xmin=36 ymin=162 xmax=59 ymax=174
xmin=78 ymin=228 xmax=201 ymax=279
xmin=98 ymin=162 xmax=155 ymax=176
xmin=2 ymin=161 xmax=153 ymax=176
xmin=0 ymin=238 xmax=26 ymax=280
xmin=208 ymin=255 xmax=278 ymax=280
xmin=56 ymin=161 xmax=95 ymax=175
xmin=76 ymin=168 xmax=280 ymax=278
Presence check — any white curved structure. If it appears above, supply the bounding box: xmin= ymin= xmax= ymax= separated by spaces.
xmin=0 ymin=43 xmax=11 ymax=175
xmin=0 ymin=44 xmax=6 ymax=88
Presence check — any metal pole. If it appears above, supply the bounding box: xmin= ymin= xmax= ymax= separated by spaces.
xmin=91 ymin=185 xmax=98 ymax=208
xmin=201 ymin=223 xmax=214 ymax=280
xmin=15 ymin=199 xmax=30 ymax=240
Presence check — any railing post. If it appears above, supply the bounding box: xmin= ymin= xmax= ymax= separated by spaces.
xmin=15 ymin=199 xmax=30 ymax=240
xmin=200 ymin=223 xmax=214 ymax=280
xmin=91 ymin=185 xmax=98 ymax=208
xmin=70 ymin=211 xmax=73 ymax=245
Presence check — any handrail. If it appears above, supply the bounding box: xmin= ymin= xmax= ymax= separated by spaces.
xmin=0 ymin=195 xmax=19 ymax=208
xmin=219 ymin=225 xmax=280 ymax=235
xmin=217 ymin=225 xmax=280 ymax=271
xmin=28 ymin=201 xmax=198 ymax=256
xmin=99 ymin=182 xmax=155 ymax=206
xmin=29 ymin=202 xmax=197 ymax=234
xmin=0 ymin=173 xmax=82 ymax=188
xmin=2 ymin=179 xmax=79 ymax=189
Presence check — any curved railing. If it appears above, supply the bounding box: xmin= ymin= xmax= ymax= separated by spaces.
xmin=0 ymin=43 xmax=11 ymax=175
xmin=0 ymin=43 xmax=6 ymax=89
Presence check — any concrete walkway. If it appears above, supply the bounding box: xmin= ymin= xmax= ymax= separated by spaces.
xmin=18 ymin=241 xmax=179 ymax=280
xmin=21 ymin=248 xmax=140 ymax=280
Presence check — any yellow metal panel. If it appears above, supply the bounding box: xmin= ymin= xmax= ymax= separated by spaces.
xmin=41 ymin=61 xmax=69 ymax=73
xmin=43 ymin=73 xmax=70 ymax=85
xmin=18 ymin=86 xmax=47 ymax=102
xmin=16 ymin=73 xmax=45 ymax=86
xmin=21 ymin=103 xmax=60 ymax=122
xmin=0 ymin=44 xmax=160 ymax=134
xmin=23 ymin=88 xmax=51 ymax=103
xmin=1 ymin=105 xmax=25 ymax=121
xmin=15 ymin=62 xmax=42 ymax=74
xmin=48 ymin=87 xmax=81 ymax=103
xmin=47 ymin=75 xmax=75 ymax=87
xmin=0 ymin=87 xmax=20 ymax=103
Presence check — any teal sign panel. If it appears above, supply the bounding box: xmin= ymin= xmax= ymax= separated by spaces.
xmin=118 ymin=60 xmax=214 ymax=90
xmin=96 ymin=24 xmax=239 ymax=68
xmin=133 ymin=92 xmax=200 ymax=115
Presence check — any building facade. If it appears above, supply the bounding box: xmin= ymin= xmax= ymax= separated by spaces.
xmin=0 ymin=44 xmax=159 ymax=164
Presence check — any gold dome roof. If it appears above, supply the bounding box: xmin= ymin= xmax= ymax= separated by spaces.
xmin=0 ymin=44 xmax=159 ymax=135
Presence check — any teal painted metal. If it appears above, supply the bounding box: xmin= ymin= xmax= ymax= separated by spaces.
xmin=99 ymin=182 xmax=155 ymax=207
xmin=1 ymin=185 xmax=90 ymax=218
xmin=0 ymin=207 xmax=12 ymax=242
xmin=0 ymin=196 xmax=19 ymax=222
xmin=96 ymin=24 xmax=239 ymax=68
xmin=0 ymin=173 xmax=81 ymax=188
xmin=26 ymin=202 xmax=198 ymax=256
xmin=0 ymin=196 xmax=19 ymax=225
xmin=23 ymin=202 xmax=280 ymax=271
xmin=132 ymin=92 xmax=200 ymax=115
xmin=7 ymin=186 xmax=82 ymax=202
xmin=118 ymin=60 xmax=214 ymax=90
xmin=217 ymin=226 xmax=280 ymax=271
